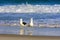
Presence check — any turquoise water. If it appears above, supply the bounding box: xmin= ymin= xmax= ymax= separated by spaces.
xmin=0 ymin=0 xmax=60 ymax=5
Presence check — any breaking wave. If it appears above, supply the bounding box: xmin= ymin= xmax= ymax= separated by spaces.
xmin=0 ymin=4 xmax=60 ymax=13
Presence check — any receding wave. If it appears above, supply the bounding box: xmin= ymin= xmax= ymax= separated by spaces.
xmin=0 ymin=4 xmax=60 ymax=13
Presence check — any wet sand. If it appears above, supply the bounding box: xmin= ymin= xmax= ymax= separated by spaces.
xmin=0 ymin=34 xmax=60 ymax=40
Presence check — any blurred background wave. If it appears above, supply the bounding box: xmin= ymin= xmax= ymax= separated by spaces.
xmin=0 ymin=0 xmax=60 ymax=5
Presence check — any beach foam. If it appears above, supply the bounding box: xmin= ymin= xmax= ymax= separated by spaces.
xmin=0 ymin=4 xmax=60 ymax=13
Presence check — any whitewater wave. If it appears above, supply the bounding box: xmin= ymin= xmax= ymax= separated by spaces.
xmin=0 ymin=4 xmax=60 ymax=13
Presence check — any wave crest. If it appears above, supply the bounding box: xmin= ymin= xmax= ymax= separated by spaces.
xmin=0 ymin=4 xmax=60 ymax=13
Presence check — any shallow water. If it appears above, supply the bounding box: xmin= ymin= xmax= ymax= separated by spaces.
xmin=0 ymin=13 xmax=60 ymax=36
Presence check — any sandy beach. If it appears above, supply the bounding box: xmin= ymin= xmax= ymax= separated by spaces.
xmin=0 ymin=34 xmax=60 ymax=40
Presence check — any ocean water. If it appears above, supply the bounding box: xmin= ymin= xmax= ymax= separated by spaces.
xmin=0 ymin=0 xmax=60 ymax=36
xmin=0 ymin=13 xmax=60 ymax=36
xmin=0 ymin=0 xmax=60 ymax=5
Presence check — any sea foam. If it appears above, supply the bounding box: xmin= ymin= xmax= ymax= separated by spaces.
xmin=0 ymin=4 xmax=60 ymax=13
